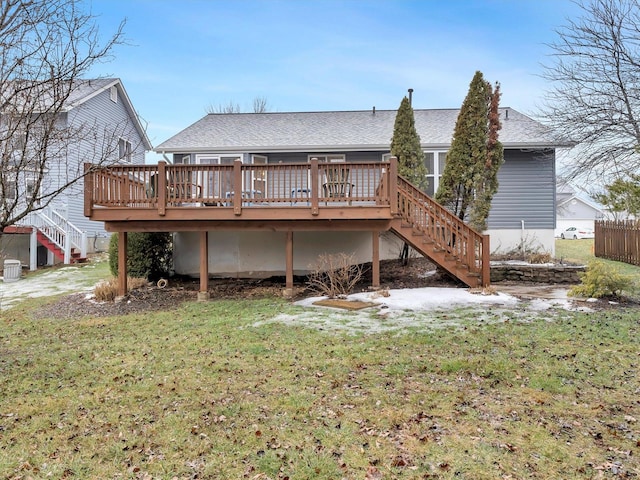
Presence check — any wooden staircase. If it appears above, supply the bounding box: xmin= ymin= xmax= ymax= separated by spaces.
xmin=35 ymin=229 xmax=86 ymax=264
xmin=390 ymin=177 xmax=490 ymax=288
xmin=9 ymin=208 xmax=88 ymax=266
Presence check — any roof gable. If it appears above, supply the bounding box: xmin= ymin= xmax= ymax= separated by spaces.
xmin=557 ymin=195 xmax=605 ymax=215
xmin=66 ymin=79 xmax=152 ymax=150
xmin=156 ymin=108 xmax=561 ymax=154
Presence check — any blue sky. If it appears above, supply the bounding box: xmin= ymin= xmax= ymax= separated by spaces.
xmin=89 ymin=0 xmax=581 ymax=155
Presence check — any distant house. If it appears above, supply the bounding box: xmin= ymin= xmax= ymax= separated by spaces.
xmin=2 ymin=78 xmax=151 ymax=268
xmin=152 ymin=107 xmax=563 ymax=278
xmin=555 ymin=181 xmax=606 ymax=236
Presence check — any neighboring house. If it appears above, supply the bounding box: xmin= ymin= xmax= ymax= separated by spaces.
xmin=2 ymin=78 xmax=151 ymax=268
xmin=555 ymin=181 xmax=606 ymax=236
xmin=153 ymin=107 xmax=562 ymax=278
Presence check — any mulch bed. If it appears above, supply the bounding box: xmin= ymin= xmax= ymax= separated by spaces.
xmin=33 ymin=258 xmax=451 ymax=320
xmin=32 ymin=257 xmax=638 ymax=320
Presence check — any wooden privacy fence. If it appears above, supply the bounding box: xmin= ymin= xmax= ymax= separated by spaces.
xmin=594 ymin=220 xmax=640 ymax=266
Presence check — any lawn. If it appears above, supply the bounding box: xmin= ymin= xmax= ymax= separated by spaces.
xmin=1 ymin=295 xmax=639 ymax=479
xmin=556 ymin=238 xmax=640 ymax=277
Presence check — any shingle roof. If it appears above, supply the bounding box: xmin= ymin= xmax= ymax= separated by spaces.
xmin=63 ymin=78 xmax=119 ymax=109
xmin=155 ymin=108 xmax=562 ymax=153
xmin=1 ymin=78 xmax=152 ymax=150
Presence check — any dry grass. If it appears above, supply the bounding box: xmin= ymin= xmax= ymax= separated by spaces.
xmin=1 ymin=298 xmax=639 ymax=478
xmin=93 ymin=276 xmax=149 ymax=301
xmin=528 ymin=251 xmax=552 ymax=264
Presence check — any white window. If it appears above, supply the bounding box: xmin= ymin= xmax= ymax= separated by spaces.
xmin=424 ymin=151 xmax=447 ymax=197
xmin=110 ymin=85 xmax=118 ymax=103
xmin=194 ymin=154 xmax=243 ymax=165
xmin=308 ymin=154 xmax=345 ymax=163
xmin=194 ymin=154 xmax=243 ymax=198
xmin=383 ymin=151 xmax=448 ymax=196
xmin=118 ymin=138 xmax=132 ymax=162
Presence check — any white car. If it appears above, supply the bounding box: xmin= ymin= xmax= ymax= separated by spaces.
xmin=560 ymin=226 xmax=595 ymax=239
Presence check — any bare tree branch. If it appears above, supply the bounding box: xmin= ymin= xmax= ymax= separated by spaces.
xmin=252 ymin=96 xmax=269 ymax=113
xmin=540 ymin=0 xmax=640 ymax=182
xmin=0 ymin=0 xmax=130 ymax=231
xmin=205 ymin=97 xmax=271 ymax=114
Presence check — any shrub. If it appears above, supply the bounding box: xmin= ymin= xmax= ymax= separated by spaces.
xmin=109 ymin=232 xmax=173 ymax=281
xmin=307 ymin=252 xmax=365 ymax=298
xmin=569 ymin=259 xmax=634 ymax=298
xmin=94 ymin=276 xmax=149 ymax=301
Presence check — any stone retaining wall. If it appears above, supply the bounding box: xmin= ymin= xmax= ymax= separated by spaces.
xmin=491 ymin=263 xmax=585 ymax=283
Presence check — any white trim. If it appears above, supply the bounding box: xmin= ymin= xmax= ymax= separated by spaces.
xmin=424 ymin=150 xmax=448 ymax=196
xmin=307 ymin=154 xmax=345 ymax=163
xmin=118 ymin=138 xmax=132 ymax=162
xmin=194 ymin=153 xmax=243 ymax=165
xmin=63 ymin=79 xmax=152 ymax=151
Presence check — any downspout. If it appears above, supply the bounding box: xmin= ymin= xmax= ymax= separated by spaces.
xmin=521 ymin=220 xmax=525 ymax=259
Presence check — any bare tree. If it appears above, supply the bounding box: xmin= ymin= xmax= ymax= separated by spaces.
xmin=252 ymin=96 xmax=269 ymax=113
xmin=541 ymin=0 xmax=640 ymax=182
xmin=0 ymin=0 xmax=127 ymax=231
xmin=206 ymin=96 xmax=271 ymax=114
xmin=206 ymin=100 xmax=241 ymax=114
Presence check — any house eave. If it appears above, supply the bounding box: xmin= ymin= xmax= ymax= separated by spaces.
xmin=154 ymin=144 xmax=394 ymax=154
xmin=155 ymin=142 xmax=562 ymax=155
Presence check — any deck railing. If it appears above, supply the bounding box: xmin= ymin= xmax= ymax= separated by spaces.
xmin=85 ymin=159 xmax=395 ymax=217
xmin=396 ymin=176 xmax=490 ymax=285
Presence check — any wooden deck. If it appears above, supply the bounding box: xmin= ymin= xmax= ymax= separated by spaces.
xmin=84 ymin=157 xmax=489 ymax=296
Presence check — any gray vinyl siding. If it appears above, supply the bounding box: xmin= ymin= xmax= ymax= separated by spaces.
xmin=487 ymin=149 xmax=555 ymax=230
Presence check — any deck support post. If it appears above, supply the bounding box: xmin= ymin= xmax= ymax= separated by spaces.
xmin=284 ymin=231 xmax=294 ymax=297
xmin=198 ymin=231 xmax=210 ymax=301
xmin=29 ymin=227 xmax=37 ymax=271
xmin=117 ymin=231 xmax=128 ymax=298
xmin=481 ymin=234 xmax=491 ymax=288
xmin=372 ymin=231 xmax=380 ymax=288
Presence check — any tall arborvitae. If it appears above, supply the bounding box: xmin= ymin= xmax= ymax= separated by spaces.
xmin=435 ymin=71 xmax=504 ymax=231
xmin=391 ymin=96 xmax=427 ymax=189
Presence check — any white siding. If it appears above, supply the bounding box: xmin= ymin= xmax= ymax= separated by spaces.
xmin=49 ymin=83 xmax=147 ymax=237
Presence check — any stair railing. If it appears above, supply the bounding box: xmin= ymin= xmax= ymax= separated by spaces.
xmin=396 ymin=177 xmax=490 ymax=287
xmin=47 ymin=209 xmax=87 ymax=259
xmin=29 ymin=208 xmax=87 ymax=264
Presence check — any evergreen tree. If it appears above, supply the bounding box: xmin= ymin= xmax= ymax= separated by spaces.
xmin=435 ymin=71 xmax=504 ymax=231
xmin=391 ymin=96 xmax=427 ymax=189
xmin=594 ymin=174 xmax=640 ymax=218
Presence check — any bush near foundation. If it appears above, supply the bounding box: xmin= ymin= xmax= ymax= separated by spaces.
xmin=108 ymin=232 xmax=172 ymax=281
xmin=569 ymin=259 xmax=635 ymax=298
xmin=307 ymin=252 xmax=364 ymax=298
